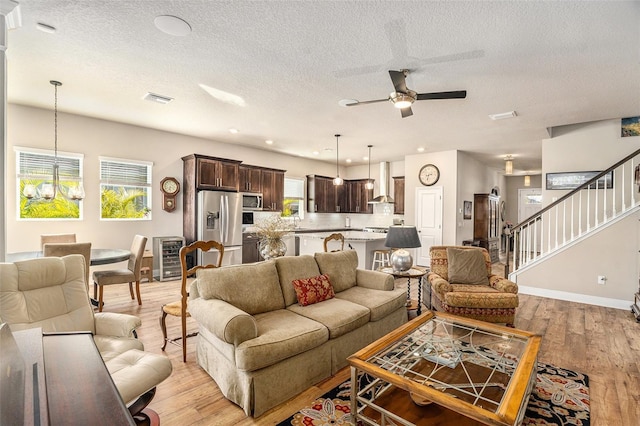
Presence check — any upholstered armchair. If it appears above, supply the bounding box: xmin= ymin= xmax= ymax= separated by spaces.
xmin=0 ymin=255 xmax=172 ymax=420
xmin=427 ymin=246 xmax=519 ymax=326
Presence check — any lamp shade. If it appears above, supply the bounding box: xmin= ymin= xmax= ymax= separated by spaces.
xmin=385 ymin=226 xmax=421 ymax=272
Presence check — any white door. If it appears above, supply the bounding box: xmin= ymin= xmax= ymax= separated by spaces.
xmin=415 ymin=187 xmax=443 ymax=266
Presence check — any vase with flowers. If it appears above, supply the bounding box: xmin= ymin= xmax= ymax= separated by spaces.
xmin=254 ymin=216 xmax=294 ymax=260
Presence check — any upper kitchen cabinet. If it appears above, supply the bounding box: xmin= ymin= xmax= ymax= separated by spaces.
xmin=183 ymin=154 xmax=240 ymax=192
xmin=306 ymin=175 xmax=354 ymax=213
xmin=239 ymin=165 xmax=262 ymax=193
xmin=261 ymin=168 xmax=285 ymax=211
xmin=346 ymin=179 xmax=373 ymax=214
xmin=393 ymin=176 xmax=405 ymax=215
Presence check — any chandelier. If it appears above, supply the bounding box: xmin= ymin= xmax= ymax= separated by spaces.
xmin=23 ymin=81 xmax=85 ymax=201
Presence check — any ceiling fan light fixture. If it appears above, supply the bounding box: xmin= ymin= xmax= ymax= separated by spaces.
xmin=390 ymin=92 xmax=415 ymax=109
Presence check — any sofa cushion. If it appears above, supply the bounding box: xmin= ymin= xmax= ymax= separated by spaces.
xmin=274 ymin=255 xmax=322 ymax=306
xmin=196 ymin=260 xmax=285 ymax=315
xmin=292 ymin=274 xmax=335 ymax=306
xmin=447 ymin=247 xmax=489 ymax=285
xmin=235 ymin=309 xmax=328 ymax=371
xmin=443 ymin=284 xmax=519 ymax=308
xmin=314 ymin=250 xmax=358 ymax=293
xmin=287 ymin=298 xmax=370 ymax=339
xmin=335 ymin=286 xmax=406 ymax=322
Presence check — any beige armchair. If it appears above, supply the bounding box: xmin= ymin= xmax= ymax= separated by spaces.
xmin=93 ymin=235 xmax=147 ymax=312
xmin=427 ymin=246 xmax=519 ymax=327
xmin=0 ymin=255 xmax=172 ymax=420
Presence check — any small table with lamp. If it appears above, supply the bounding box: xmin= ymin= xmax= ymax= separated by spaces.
xmin=378 ymin=267 xmax=429 ymax=315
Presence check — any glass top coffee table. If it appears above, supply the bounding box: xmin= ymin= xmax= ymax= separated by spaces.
xmin=347 ymin=311 xmax=541 ymax=426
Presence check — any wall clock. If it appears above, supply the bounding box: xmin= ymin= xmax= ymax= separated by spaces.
xmin=418 ymin=164 xmax=440 ymax=186
xmin=160 ymin=177 xmax=180 ymax=212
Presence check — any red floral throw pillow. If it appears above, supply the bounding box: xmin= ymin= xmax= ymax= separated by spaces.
xmin=291 ymin=274 xmax=336 ymax=306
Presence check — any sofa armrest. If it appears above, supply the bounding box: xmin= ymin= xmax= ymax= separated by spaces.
xmin=189 ymin=278 xmax=200 ymax=299
xmin=489 ymin=275 xmax=518 ymax=294
xmin=94 ymin=312 xmax=141 ymax=338
xmin=427 ymin=272 xmax=452 ymax=295
xmin=189 ymin=297 xmax=258 ymax=346
xmin=355 ymin=269 xmax=395 ymax=291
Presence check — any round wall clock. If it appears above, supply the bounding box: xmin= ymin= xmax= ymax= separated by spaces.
xmin=160 ymin=177 xmax=180 ymax=212
xmin=418 ymin=164 xmax=440 ymax=186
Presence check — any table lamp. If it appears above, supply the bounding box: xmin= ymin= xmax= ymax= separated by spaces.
xmin=384 ymin=225 xmax=421 ymax=272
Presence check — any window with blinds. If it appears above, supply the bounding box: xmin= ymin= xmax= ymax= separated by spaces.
xmin=99 ymin=157 xmax=153 ymax=220
xmin=15 ymin=147 xmax=83 ymax=219
xmin=283 ymin=177 xmax=305 ymax=218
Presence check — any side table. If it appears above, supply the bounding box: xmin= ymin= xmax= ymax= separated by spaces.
xmin=379 ymin=267 xmax=429 ymax=315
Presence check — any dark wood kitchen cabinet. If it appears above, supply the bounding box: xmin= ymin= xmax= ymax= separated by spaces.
xmin=393 ymin=176 xmax=405 ymax=215
xmin=473 ymin=193 xmax=500 ymax=263
xmin=261 ymin=168 xmax=285 ymax=211
xmin=183 ymin=154 xmax=240 ymax=192
xmin=307 ymin=175 xmax=345 ymax=213
xmin=239 ymin=165 xmax=262 ymax=193
xmin=346 ymin=179 xmax=373 ymax=214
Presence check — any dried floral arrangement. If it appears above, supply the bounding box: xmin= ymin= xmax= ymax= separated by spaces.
xmin=254 ymin=215 xmax=295 ymax=240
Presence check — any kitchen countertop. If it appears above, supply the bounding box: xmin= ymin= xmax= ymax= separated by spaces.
xmin=298 ymin=231 xmax=387 ymax=241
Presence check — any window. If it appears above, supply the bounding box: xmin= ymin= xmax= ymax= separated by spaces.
xmin=100 ymin=157 xmax=152 ymax=220
xmin=15 ymin=147 xmax=84 ymax=220
xmin=282 ymin=177 xmax=304 ymax=219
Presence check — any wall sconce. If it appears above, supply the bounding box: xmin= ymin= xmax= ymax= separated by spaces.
xmin=504 ymin=155 xmax=513 ymax=175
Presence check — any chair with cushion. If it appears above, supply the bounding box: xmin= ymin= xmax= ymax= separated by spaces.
xmin=43 ymin=242 xmax=92 ymax=292
xmin=323 ymin=233 xmax=344 ymax=252
xmin=160 ymin=240 xmax=224 ymax=362
xmin=0 ymin=255 xmax=173 ymax=422
xmin=427 ymin=245 xmax=519 ymax=327
xmin=93 ymin=235 xmax=147 ymax=312
xmin=40 ymin=233 xmax=76 ymax=249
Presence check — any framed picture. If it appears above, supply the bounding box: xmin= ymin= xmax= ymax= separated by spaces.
xmin=622 ymin=116 xmax=640 ymax=137
xmin=463 ymin=200 xmax=472 ymax=220
xmin=546 ymin=171 xmax=614 ymax=190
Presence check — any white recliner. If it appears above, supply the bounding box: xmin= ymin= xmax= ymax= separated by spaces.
xmin=0 ymin=255 xmax=172 ymax=420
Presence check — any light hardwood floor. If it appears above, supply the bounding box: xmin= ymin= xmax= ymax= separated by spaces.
xmin=100 ymin=271 xmax=640 ymax=426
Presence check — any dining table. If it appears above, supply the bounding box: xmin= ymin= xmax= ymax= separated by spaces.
xmin=5 ymin=248 xmax=132 ymax=265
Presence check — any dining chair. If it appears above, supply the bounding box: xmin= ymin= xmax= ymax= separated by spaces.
xmin=160 ymin=240 xmax=224 ymax=362
xmin=92 ymin=235 xmax=147 ymax=312
xmin=40 ymin=233 xmax=76 ymax=249
xmin=43 ymin=242 xmax=92 ymax=292
xmin=323 ymin=233 xmax=345 ymax=252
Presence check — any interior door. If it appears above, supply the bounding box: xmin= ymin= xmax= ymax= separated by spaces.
xmin=518 ymin=188 xmax=543 ymax=253
xmin=415 ymin=187 xmax=443 ymax=266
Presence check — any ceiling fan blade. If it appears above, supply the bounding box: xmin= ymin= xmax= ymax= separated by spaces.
xmin=347 ymin=98 xmax=390 ymax=106
xmin=416 ymin=90 xmax=467 ymax=100
xmin=389 ymin=70 xmax=408 ymax=93
xmin=400 ymin=107 xmax=413 ymax=118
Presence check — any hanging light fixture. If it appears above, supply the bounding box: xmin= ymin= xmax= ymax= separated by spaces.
xmin=524 ymin=174 xmax=531 ymax=187
xmin=333 ymin=134 xmax=343 ymax=186
xmin=22 ymin=81 xmax=85 ymax=201
xmin=365 ymin=145 xmax=374 ymax=190
xmin=504 ymin=155 xmax=513 ymax=175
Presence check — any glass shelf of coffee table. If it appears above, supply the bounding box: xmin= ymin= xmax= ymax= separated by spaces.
xmin=347 ymin=311 xmax=541 ymax=426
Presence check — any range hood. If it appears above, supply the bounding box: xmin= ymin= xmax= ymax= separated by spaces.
xmin=369 ymin=162 xmax=394 ymax=204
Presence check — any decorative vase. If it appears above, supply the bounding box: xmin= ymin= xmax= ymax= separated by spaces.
xmin=259 ymin=238 xmax=287 ymax=260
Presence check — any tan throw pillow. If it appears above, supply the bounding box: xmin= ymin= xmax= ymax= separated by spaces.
xmin=446 ymin=248 xmax=489 ymax=285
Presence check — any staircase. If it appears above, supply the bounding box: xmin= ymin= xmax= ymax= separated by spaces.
xmin=506 ymin=148 xmax=640 ymax=280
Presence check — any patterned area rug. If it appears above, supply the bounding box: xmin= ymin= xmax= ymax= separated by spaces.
xmin=277 ymin=362 xmax=590 ymax=426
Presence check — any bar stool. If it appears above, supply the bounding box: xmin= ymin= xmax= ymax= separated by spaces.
xmin=371 ymin=249 xmax=391 ymax=270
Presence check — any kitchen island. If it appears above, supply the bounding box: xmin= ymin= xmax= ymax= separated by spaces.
xmin=298 ymin=231 xmax=388 ymax=270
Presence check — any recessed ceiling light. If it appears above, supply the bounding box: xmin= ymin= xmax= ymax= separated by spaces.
xmin=36 ymin=22 xmax=56 ymax=33
xmin=489 ymin=111 xmax=517 ymax=120
xmin=346 ymin=159 xmax=352 ymax=163
xmin=363 ymin=156 xmax=369 ymax=161
xmin=312 ymin=151 xmax=320 ymax=155
xmin=417 ymin=147 xmax=425 ymax=152
xmin=154 ymin=15 xmax=191 ymax=36
xmin=143 ymin=92 xmax=174 ymax=104
xmin=265 ymin=140 xmax=273 ymax=145
xmin=229 ymin=128 xmax=239 ymax=134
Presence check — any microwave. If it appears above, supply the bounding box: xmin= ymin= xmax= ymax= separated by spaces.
xmin=242 ymin=193 xmax=263 ymax=210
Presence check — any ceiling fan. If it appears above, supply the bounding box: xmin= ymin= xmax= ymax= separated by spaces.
xmin=340 ymin=69 xmax=467 ymax=118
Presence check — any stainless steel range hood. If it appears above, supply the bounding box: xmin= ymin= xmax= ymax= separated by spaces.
xmin=369 ymin=162 xmax=394 ymax=204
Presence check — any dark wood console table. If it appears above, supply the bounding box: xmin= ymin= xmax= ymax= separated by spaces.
xmin=12 ymin=328 xmax=135 ymax=425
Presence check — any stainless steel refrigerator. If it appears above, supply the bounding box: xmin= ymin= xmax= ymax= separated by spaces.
xmin=197 ymin=191 xmax=243 ymax=266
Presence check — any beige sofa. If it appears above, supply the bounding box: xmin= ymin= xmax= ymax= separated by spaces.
xmin=188 ymin=250 xmax=408 ymax=417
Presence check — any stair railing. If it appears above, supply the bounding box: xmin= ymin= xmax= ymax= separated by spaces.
xmin=506 ymin=147 xmax=640 ymax=277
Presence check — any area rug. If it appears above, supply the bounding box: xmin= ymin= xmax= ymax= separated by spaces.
xmin=277 ymin=362 xmax=590 ymax=426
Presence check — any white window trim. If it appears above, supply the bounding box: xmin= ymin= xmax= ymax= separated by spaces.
xmin=99 ymin=156 xmax=153 ymax=221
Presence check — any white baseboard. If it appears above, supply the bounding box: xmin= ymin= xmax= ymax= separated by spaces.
xmin=518 ymin=285 xmax=631 ymax=310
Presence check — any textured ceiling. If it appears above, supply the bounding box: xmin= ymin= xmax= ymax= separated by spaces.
xmin=6 ymin=1 xmax=640 ymax=174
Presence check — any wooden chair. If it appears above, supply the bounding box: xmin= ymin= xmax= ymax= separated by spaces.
xmin=323 ymin=233 xmax=345 ymax=252
xmin=160 ymin=240 xmax=224 ymax=362
xmin=43 ymin=242 xmax=92 ymax=292
xmin=92 ymin=235 xmax=147 ymax=312
xmin=40 ymin=233 xmax=76 ymax=249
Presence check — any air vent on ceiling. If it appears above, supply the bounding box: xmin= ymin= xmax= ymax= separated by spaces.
xmin=143 ymin=92 xmax=174 ymax=104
